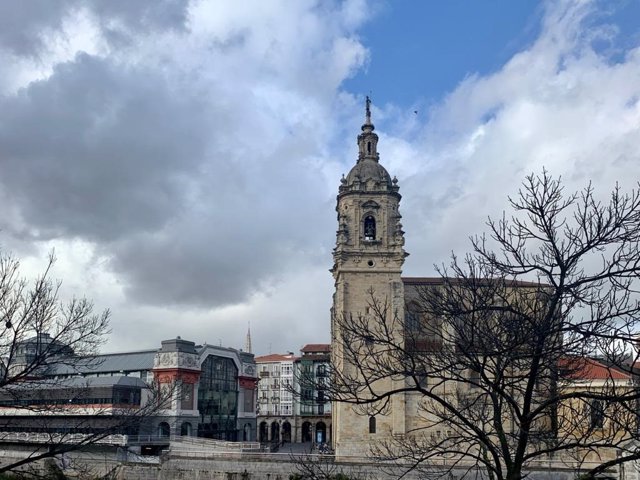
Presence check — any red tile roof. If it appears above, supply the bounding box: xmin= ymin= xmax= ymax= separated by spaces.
xmin=254 ymin=353 xmax=298 ymax=362
xmin=561 ymin=357 xmax=630 ymax=381
xmin=300 ymin=344 xmax=330 ymax=353
xmin=402 ymin=277 xmax=543 ymax=287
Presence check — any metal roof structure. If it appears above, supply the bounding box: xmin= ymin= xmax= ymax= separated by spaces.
xmin=51 ymin=350 xmax=157 ymax=376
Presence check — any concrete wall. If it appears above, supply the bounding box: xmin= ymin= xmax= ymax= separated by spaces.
xmin=113 ymin=455 xmax=612 ymax=480
xmin=0 ymin=445 xmax=627 ymax=479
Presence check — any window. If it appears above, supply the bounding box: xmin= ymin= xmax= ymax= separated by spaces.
xmin=468 ymin=368 xmax=480 ymax=388
xmin=590 ymin=400 xmax=604 ymax=429
xmin=197 ymin=355 xmax=239 ymax=440
xmin=405 ymin=308 xmax=419 ymax=333
xmin=364 ymin=216 xmax=376 ymax=241
xmin=369 ymin=416 xmax=376 ymax=434
xmin=180 ymin=422 xmax=192 ymax=436
xmin=243 ymin=388 xmax=255 ymax=413
xmin=158 ymin=422 xmax=170 ymax=438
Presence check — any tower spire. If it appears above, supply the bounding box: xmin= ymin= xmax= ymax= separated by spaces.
xmin=365 ymin=95 xmax=372 ymax=125
xmin=357 ymin=95 xmax=378 ymax=162
xmin=245 ymin=323 xmax=252 ymax=354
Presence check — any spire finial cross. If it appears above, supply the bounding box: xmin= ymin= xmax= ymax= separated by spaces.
xmin=365 ymin=95 xmax=372 ymax=124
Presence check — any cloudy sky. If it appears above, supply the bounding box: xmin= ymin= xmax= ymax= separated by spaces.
xmin=0 ymin=0 xmax=639 ymax=355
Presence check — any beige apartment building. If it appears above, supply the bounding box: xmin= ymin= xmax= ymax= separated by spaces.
xmin=255 ymin=344 xmax=331 ymax=446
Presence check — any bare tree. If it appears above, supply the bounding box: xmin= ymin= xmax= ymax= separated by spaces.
xmin=291 ymin=452 xmax=372 ymax=480
xmin=0 ymin=250 xmax=173 ymax=475
xmin=331 ymin=171 xmax=640 ymax=480
xmin=0 ymin=251 xmax=110 ymax=383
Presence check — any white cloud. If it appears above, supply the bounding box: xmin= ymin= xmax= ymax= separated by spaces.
xmin=1 ymin=0 xmax=638 ymax=355
xmin=0 ymin=0 xmax=370 ymax=354
xmin=398 ymin=0 xmax=640 ymax=277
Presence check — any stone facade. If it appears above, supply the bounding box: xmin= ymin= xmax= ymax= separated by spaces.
xmin=331 ymin=97 xmax=408 ymax=458
xmin=152 ymin=337 xmax=201 ymax=437
xmin=329 ymin=99 xmax=637 ymax=474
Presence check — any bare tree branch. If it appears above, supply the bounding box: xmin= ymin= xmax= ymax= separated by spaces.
xmin=329 ymin=172 xmax=640 ymax=480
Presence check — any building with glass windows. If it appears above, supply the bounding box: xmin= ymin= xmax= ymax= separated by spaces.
xmin=0 ymin=336 xmax=258 ymax=446
xmin=255 ymin=344 xmax=331 ymax=446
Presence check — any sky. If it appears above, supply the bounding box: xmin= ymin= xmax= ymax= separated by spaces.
xmin=0 ymin=0 xmax=639 ymax=356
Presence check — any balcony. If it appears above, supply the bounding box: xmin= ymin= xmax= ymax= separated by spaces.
xmin=259 ymin=371 xmax=270 ymax=378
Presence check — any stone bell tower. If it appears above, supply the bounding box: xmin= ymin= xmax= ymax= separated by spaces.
xmin=331 ymin=97 xmax=408 ymax=458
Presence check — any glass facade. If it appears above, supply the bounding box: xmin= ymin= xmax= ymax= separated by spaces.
xmin=197 ymin=355 xmax=238 ymax=440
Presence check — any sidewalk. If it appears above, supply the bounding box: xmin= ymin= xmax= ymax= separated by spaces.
xmin=276 ymin=442 xmax=313 ymax=455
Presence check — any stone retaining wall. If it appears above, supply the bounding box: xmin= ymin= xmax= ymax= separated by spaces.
xmin=0 ymin=444 xmax=626 ymax=479
xmin=113 ymin=455 xmax=590 ymax=480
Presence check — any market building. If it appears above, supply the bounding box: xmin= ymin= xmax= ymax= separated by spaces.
xmin=0 ymin=335 xmax=258 ymax=446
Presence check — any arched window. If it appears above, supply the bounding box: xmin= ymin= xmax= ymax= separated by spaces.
xmin=316 ymin=421 xmax=327 ymax=443
xmin=369 ymin=416 xmax=376 ymax=434
xmin=364 ymin=216 xmax=376 ymax=241
xmin=367 ymin=141 xmax=371 ymax=154
xmin=302 ymin=421 xmax=312 ymax=443
xmin=158 ymin=422 xmax=170 ymax=438
xmin=259 ymin=421 xmax=268 ymax=443
xmin=282 ymin=421 xmax=292 ymax=443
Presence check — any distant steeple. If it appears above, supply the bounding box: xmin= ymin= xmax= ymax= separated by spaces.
xmin=245 ymin=323 xmax=252 ymax=354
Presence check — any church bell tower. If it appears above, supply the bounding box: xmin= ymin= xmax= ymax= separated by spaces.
xmin=331 ymin=97 xmax=408 ymax=457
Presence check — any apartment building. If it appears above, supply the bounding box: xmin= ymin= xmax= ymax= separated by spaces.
xmin=255 ymin=344 xmax=331 ymax=445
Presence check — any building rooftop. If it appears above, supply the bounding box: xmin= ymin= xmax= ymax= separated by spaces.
xmin=402 ymin=277 xmax=543 ymax=287
xmin=5 ymin=375 xmax=148 ymax=391
xmin=254 ymin=353 xmax=298 ymax=363
xmin=52 ymin=350 xmax=157 ymax=376
xmin=561 ymin=357 xmax=631 ymax=381
xmin=300 ymin=344 xmax=330 ymax=354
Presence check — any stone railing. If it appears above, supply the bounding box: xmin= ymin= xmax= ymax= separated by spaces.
xmin=0 ymin=431 xmax=128 ymax=446
xmin=170 ymin=435 xmax=262 ymax=453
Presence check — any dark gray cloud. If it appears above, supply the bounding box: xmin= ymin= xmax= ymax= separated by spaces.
xmin=0 ymin=1 xmax=188 ymax=57
xmin=0 ymin=1 xmax=73 ymax=57
xmin=0 ymin=53 xmax=209 ymax=242
xmin=106 ymin=134 xmax=336 ymax=307
xmin=0 ymin=45 xmax=336 ymax=307
xmin=0 ymin=0 xmax=356 ymax=310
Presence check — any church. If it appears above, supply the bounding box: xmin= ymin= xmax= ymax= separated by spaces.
xmin=329 ymin=99 xmax=635 ymax=477
xmin=330 ymin=98 xmax=423 ymax=458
